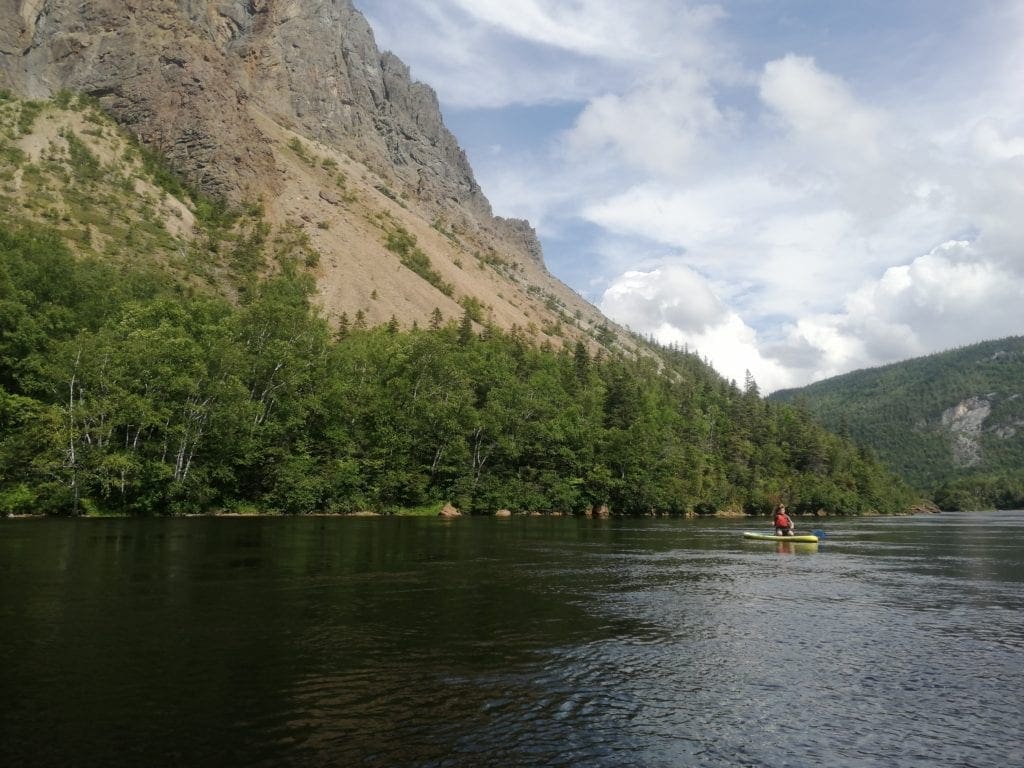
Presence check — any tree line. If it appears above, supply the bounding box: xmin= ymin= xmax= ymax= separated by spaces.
xmin=0 ymin=221 xmax=916 ymax=517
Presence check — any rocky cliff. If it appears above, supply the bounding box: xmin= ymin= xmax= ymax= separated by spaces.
xmin=1 ymin=0 xmax=630 ymax=350
xmin=0 ymin=0 xmax=535 ymax=256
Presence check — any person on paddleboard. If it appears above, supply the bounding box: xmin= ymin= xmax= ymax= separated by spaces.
xmin=773 ymin=504 xmax=794 ymax=536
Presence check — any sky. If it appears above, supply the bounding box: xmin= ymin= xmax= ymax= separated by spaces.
xmin=358 ymin=0 xmax=1024 ymax=393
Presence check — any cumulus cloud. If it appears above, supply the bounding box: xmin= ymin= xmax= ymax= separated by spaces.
xmin=601 ymin=264 xmax=727 ymax=333
xmin=600 ymin=264 xmax=793 ymax=391
xmin=847 ymin=241 xmax=1022 ymax=347
xmin=566 ymin=66 xmax=725 ymax=177
xmin=775 ymin=241 xmax=1024 ymax=383
xmin=760 ymin=55 xmax=885 ymax=165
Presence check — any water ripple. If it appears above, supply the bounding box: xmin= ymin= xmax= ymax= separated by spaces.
xmin=3 ymin=513 xmax=1023 ymax=767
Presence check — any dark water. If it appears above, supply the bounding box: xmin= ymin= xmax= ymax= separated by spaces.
xmin=1 ymin=512 xmax=1022 ymax=768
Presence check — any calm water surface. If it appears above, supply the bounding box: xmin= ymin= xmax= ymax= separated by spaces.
xmin=1 ymin=512 xmax=1022 ymax=767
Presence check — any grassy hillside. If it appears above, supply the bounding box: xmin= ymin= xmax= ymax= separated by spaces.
xmin=0 ymin=91 xmax=277 ymax=294
xmin=0 ymin=91 xmax=633 ymax=355
xmin=770 ymin=338 xmax=1024 ymax=510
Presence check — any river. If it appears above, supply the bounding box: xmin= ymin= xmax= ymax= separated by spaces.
xmin=1 ymin=511 xmax=1022 ymax=767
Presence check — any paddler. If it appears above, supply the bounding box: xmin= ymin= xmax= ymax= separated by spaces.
xmin=772 ymin=504 xmax=794 ymax=536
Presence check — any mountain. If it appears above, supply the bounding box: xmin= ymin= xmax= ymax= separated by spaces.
xmin=0 ymin=0 xmax=614 ymax=345
xmin=0 ymin=92 xmax=920 ymax=517
xmin=769 ymin=338 xmax=1024 ymax=510
xmin=0 ymin=3 xmax=920 ymax=517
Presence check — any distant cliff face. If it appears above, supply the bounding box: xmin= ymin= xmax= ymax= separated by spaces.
xmin=0 ymin=0 xmax=522 ymax=251
xmin=941 ymin=397 xmax=992 ymax=468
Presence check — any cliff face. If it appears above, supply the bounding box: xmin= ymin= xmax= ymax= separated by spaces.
xmin=218 ymin=1 xmax=493 ymax=219
xmin=1 ymin=0 xmax=632 ymax=351
xmin=0 ymin=0 xmax=512 ymax=246
xmin=1 ymin=0 xmax=277 ymax=199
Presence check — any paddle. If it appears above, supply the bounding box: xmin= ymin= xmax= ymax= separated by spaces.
xmin=811 ymin=529 xmax=826 ymax=540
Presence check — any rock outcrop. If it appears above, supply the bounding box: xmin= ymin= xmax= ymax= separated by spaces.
xmin=495 ymin=217 xmax=546 ymax=266
xmin=941 ymin=397 xmax=991 ymax=467
xmin=0 ymin=0 xmax=532 ymax=256
xmin=438 ymin=503 xmax=461 ymax=519
xmin=1 ymin=1 xmax=279 ymax=199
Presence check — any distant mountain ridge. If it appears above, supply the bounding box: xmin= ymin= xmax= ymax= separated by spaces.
xmin=769 ymin=337 xmax=1024 ymax=509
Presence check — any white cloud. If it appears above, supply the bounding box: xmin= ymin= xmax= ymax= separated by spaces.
xmin=601 ymin=264 xmax=727 ymax=333
xmin=972 ymin=121 xmax=1024 ymax=161
xmin=580 ymin=177 xmax=895 ymax=318
xmin=565 ymin=66 xmax=725 ymax=177
xmin=364 ymin=0 xmax=728 ymax=108
xmin=443 ymin=0 xmax=642 ymax=59
xmin=775 ymin=241 xmax=1024 ymax=383
xmin=600 ymin=264 xmax=793 ymax=391
xmin=846 ymin=241 xmax=1022 ymax=348
xmin=583 ymin=181 xmax=746 ymax=246
xmin=446 ymin=0 xmax=725 ymax=62
xmin=760 ymin=54 xmax=885 ymax=165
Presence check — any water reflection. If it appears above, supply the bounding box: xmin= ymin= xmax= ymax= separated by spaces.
xmin=1 ymin=513 xmax=1022 ymax=767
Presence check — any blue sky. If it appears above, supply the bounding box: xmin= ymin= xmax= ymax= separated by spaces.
xmin=358 ymin=0 xmax=1024 ymax=392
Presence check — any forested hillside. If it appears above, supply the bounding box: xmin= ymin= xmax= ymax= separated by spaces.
xmin=770 ymin=339 xmax=1024 ymax=510
xmin=0 ymin=215 xmax=916 ymax=516
xmin=0 ymin=94 xmax=916 ymax=516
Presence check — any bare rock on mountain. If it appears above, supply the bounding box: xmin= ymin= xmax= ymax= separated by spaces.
xmin=0 ymin=0 xmax=503 ymax=242
xmin=234 ymin=3 xmax=493 ymax=219
xmin=495 ymin=217 xmax=546 ymax=266
xmin=2 ymin=0 xmax=279 ymax=199
xmin=0 ymin=0 xmax=643 ymax=357
xmin=941 ymin=397 xmax=991 ymax=468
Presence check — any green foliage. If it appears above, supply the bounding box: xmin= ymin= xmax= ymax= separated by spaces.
xmin=431 ymin=218 xmax=459 ymax=245
xmin=0 ymin=483 xmax=35 ymax=516
xmin=138 ymin=143 xmax=188 ymax=200
xmin=287 ymin=137 xmax=314 ymax=166
xmin=64 ymin=131 xmax=102 ymax=183
xmin=459 ymin=295 xmax=486 ymax=323
xmin=1 ymin=92 xmax=273 ymax=300
xmin=384 ymin=225 xmax=453 ymax=296
xmin=0 ymin=228 xmax=916 ymax=516
xmin=53 ymin=89 xmax=74 ymax=110
xmin=771 ymin=337 xmax=1024 ymax=508
xmin=595 ymin=323 xmax=617 ymax=347
xmin=17 ymin=100 xmax=45 ymax=135
xmin=933 ymin=472 xmax=1024 ymax=511
xmin=136 ymin=141 xmax=239 ymax=232
xmin=0 ymin=137 xmax=26 ymax=167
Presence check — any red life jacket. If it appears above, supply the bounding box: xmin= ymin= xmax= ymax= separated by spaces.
xmin=774 ymin=512 xmax=791 ymax=527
